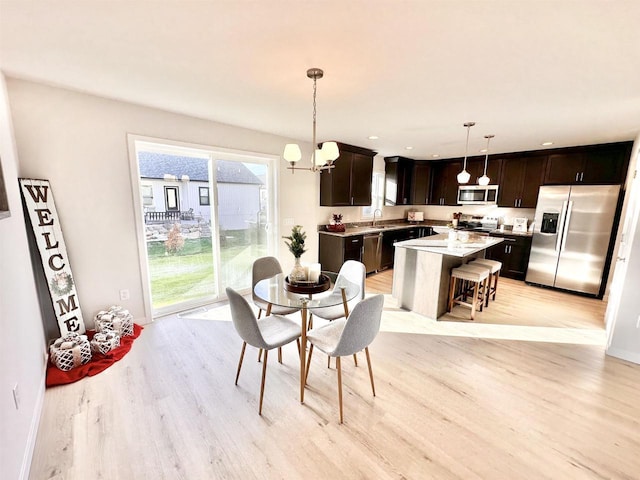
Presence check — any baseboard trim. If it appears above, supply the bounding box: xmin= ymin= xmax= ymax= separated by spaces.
xmin=606 ymin=347 xmax=640 ymax=365
xmin=20 ymin=353 xmax=47 ymax=480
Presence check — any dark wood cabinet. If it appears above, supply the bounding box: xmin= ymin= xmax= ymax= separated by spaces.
xmin=320 ymin=143 xmax=376 ymax=206
xmin=429 ymin=160 xmax=462 ymax=205
xmin=410 ymin=161 xmax=431 ymax=205
xmin=318 ymin=234 xmax=363 ymax=273
xmin=384 ymin=156 xmax=413 ymax=206
xmin=380 ymin=226 xmax=433 ymax=269
xmin=498 ymin=155 xmax=546 ymax=208
xmin=544 ymin=142 xmax=631 ymax=185
xmin=466 ymin=157 xmax=503 ymax=186
xmin=486 ymin=233 xmax=532 ymax=280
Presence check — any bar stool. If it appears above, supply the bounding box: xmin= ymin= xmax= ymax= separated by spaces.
xmin=448 ymin=264 xmax=490 ymax=320
xmin=470 ymin=258 xmax=502 ymax=306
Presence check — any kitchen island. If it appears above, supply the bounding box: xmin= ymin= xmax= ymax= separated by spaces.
xmin=392 ymin=233 xmax=504 ymax=319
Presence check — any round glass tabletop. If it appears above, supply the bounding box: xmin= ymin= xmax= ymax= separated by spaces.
xmin=253 ymin=272 xmax=360 ymax=310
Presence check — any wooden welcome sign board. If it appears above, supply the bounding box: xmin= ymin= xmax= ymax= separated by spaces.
xmin=19 ymin=178 xmax=86 ymax=335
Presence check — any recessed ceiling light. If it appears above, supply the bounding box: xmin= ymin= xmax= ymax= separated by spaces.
xmin=367 ymin=135 xmax=379 ymax=140
xmin=479 ymin=148 xmax=488 ymax=153
xmin=541 ymin=141 xmax=554 ymax=146
xmin=432 ymin=154 xmax=440 ymax=158
xmin=405 ymin=146 xmax=413 ymax=150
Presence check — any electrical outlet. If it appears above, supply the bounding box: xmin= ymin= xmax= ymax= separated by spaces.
xmin=119 ymin=289 xmax=130 ymax=301
xmin=636 ymin=314 xmax=640 ymax=329
xmin=283 ymin=217 xmax=294 ymax=226
xmin=12 ymin=383 xmax=20 ymax=410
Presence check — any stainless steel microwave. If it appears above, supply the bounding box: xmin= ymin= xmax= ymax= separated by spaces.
xmin=457 ymin=185 xmax=499 ymax=205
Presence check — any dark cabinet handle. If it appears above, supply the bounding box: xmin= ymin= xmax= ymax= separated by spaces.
xmin=580 ymin=172 xmax=584 ymax=182
xmin=575 ymin=172 xmax=579 ymax=182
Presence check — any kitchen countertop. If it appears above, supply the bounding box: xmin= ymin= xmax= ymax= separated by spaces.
xmin=319 ymin=222 xmax=447 ymax=237
xmin=394 ymin=233 xmax=504 ymax=258
xmin=319 ymin=222 xmax=532 ymax=238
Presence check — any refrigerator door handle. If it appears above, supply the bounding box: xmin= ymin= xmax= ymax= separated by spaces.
xmin=560 ymin=201 xmax=573 ymax=252
xmin=555 ymin=201 xmax=569 ymax=252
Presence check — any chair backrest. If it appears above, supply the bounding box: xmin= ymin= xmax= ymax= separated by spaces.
xmin=226 ymin=287 xmax=267 ymax=349
xmin=334 ymin=260 xmax=366 ymax=301
xmin=252 ymin=256 xmax=283 ymax=301
xmin=333 ymin=294 xmax=384 ymax=357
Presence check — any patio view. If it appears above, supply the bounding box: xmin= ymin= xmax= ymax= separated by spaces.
xmin=137 ymin=145 xmax=272 ymax=312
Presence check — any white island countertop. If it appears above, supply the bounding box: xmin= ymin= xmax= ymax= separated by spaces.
xmin=394 ymin=233 xmax=504 ymax=258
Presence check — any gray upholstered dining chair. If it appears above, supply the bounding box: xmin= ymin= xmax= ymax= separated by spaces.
xmin=252 ymin=256 xmax=301 ymax=363
xmin=252 ymin=256 xmax=301 ymax=318
xmin=305 ymin=294 xmax=384 ymax=423
xmin=308 ymin=260 xmax=366 ymax=366
xmin=226 ymin=287 xmax=301 ymax=415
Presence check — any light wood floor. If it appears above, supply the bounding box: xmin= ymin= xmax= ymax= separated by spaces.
xmin=29 ymin=273 xmax=640 ymax=479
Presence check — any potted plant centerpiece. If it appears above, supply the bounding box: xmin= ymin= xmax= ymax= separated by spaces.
xmin=283 ymin=225 xmax=308 ymax=283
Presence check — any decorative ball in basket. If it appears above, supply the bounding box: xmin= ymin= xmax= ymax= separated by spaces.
xmin=50 ymin=332 xmax=92 ymax=371
xmin=90 ymin=330 xmax=121 ymax=355
xmin=95 ymin=305 xmax=134 ymax=337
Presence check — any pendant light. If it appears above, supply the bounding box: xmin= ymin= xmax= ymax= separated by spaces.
xmin=457 ymin=122 xmax=475 ymax=184
xmin=284 ymin=68 xmax=339 ymax=173
xmin=478 ymin=134 xmax=494 ymax=186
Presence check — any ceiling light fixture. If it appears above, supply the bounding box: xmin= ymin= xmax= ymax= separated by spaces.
xmin=478 ymin=134 xmax=494 ymax=186
xmin=541 ymin=141 xmax=554 ymax=146
xmin=368 ymin=135 xmax=379 ymax=140
xmin=283 ymin=68 xmax=339 ymax=173
xmin=457 ymin=122 xmax=475 ymax=184
xmin=405 ymin=146 xmax=414 ymax=150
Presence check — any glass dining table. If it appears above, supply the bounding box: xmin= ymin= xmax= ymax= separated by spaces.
xmin=253 ymin=271 xmax=360 ymax=403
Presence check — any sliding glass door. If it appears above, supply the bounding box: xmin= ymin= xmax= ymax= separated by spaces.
xmin=132 ymin=140 xmax=276 ymax=316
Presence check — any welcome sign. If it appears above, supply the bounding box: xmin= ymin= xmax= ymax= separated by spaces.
xmin=19 ymin=178 xmax=86 ymax=335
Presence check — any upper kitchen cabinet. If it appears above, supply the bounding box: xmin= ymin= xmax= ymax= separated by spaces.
xmin=429 ymin=160 xmax=463 ymax=205
xmin=498 ymin=155 xmax=547 ymax=208
xmin=544 ymin=142 xmax=632 ymax=185
xmin=320 ymin=143 xmax=376 ymax=206
xmin=384 ymin=156 xmax=413 ymax=206
xmin=410 ymin=161 xmax=431 ymax=205
xmin=466 ymin=156 xmax=503 ymax=186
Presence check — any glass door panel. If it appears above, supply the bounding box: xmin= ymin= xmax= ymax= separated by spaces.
xmin=215 ymin=159 xmax=270 ymax=290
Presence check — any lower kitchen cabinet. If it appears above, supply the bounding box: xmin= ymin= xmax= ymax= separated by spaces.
xmin=318 ymin=234 xmax=363 ymax=274
xmin=380 ymin=226 xmax=433 ymax=269
xmin=486 ymin=233 xmax=532 ymax=280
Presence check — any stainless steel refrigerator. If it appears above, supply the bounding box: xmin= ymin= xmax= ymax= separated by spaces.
xmin=525 ymin=184 xmax=620 ymax=296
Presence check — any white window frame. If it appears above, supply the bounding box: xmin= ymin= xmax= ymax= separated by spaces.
xmin=362 ymin=171 xmax=385 ymax=218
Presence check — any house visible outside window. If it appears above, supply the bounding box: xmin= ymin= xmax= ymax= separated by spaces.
xmin=141 ymin=185 xmax=153 ymax=206
xmin=199 ymin=186 xmax=210 ymax=206
xmin=362 ymin=172 xmax=385 ymax=218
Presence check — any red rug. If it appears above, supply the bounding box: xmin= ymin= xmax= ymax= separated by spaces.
xmin=46 ymin=323 xmax=143 ymax=387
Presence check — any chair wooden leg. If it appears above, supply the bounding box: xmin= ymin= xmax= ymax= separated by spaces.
xmin=365 ymin=347 xmax=376 ymax=397
xmin=448 ymin=275 xmax=456 ymax=312
xmin=278 ymin=347 xmax=282 ymax=364
xmin=471 ymin=282 xmax=479 ymax=320
xmin=304 ymin=344 xmax=314 ymax=384
xmin=258 ymin=349 xmax=262 ymax=362
xmin=257 ymin=308 xmax=262 ymax=319
xmin=296 ymin=339 xmax=301 ymax=355
xmin=353 ymin=353 xmax=358 ymax=366
xmin=336 ymin=356 xmax=344 ymax=424
xmin=328 ymin=356 xmax=331 ymax=368
xmin=308 ymin=314 xmax=313 ymax=330
xmin=493 ymin=272 xmax=500 ymax=301
xmin=259 ymin=349 xmax=268 ymax=415
xmin=235 ymin=341 xmax=247 ymax=385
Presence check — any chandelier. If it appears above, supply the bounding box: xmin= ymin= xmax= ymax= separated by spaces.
xmin=283 ymin=68 xmax=339 ymax=173
xmin=456 ymin=122 xmax=475 ymax=184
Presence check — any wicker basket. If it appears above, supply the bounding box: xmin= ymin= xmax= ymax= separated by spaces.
xmin=50 ymin=332 xmax=92 ymax=371
xmin=90 ymin=330 xmax=121 ymax=355
xmin=95 ymin=305 xmax=134 ymax=337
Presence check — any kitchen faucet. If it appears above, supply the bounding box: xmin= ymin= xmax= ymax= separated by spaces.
xmin=373 ymin=209 xmax=382 ymax=227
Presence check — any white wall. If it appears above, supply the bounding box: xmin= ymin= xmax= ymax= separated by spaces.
xmin=606 ymin=134 xmax=640 ymax=363
xmin=0 ymin=74 xmax=48 ymax=480
xmin=6 ymin=78 xmax=319 ymax=324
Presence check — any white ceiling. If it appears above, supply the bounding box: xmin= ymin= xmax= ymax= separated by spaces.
xmin=1 ymin=1 xmax=639 ymax=159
